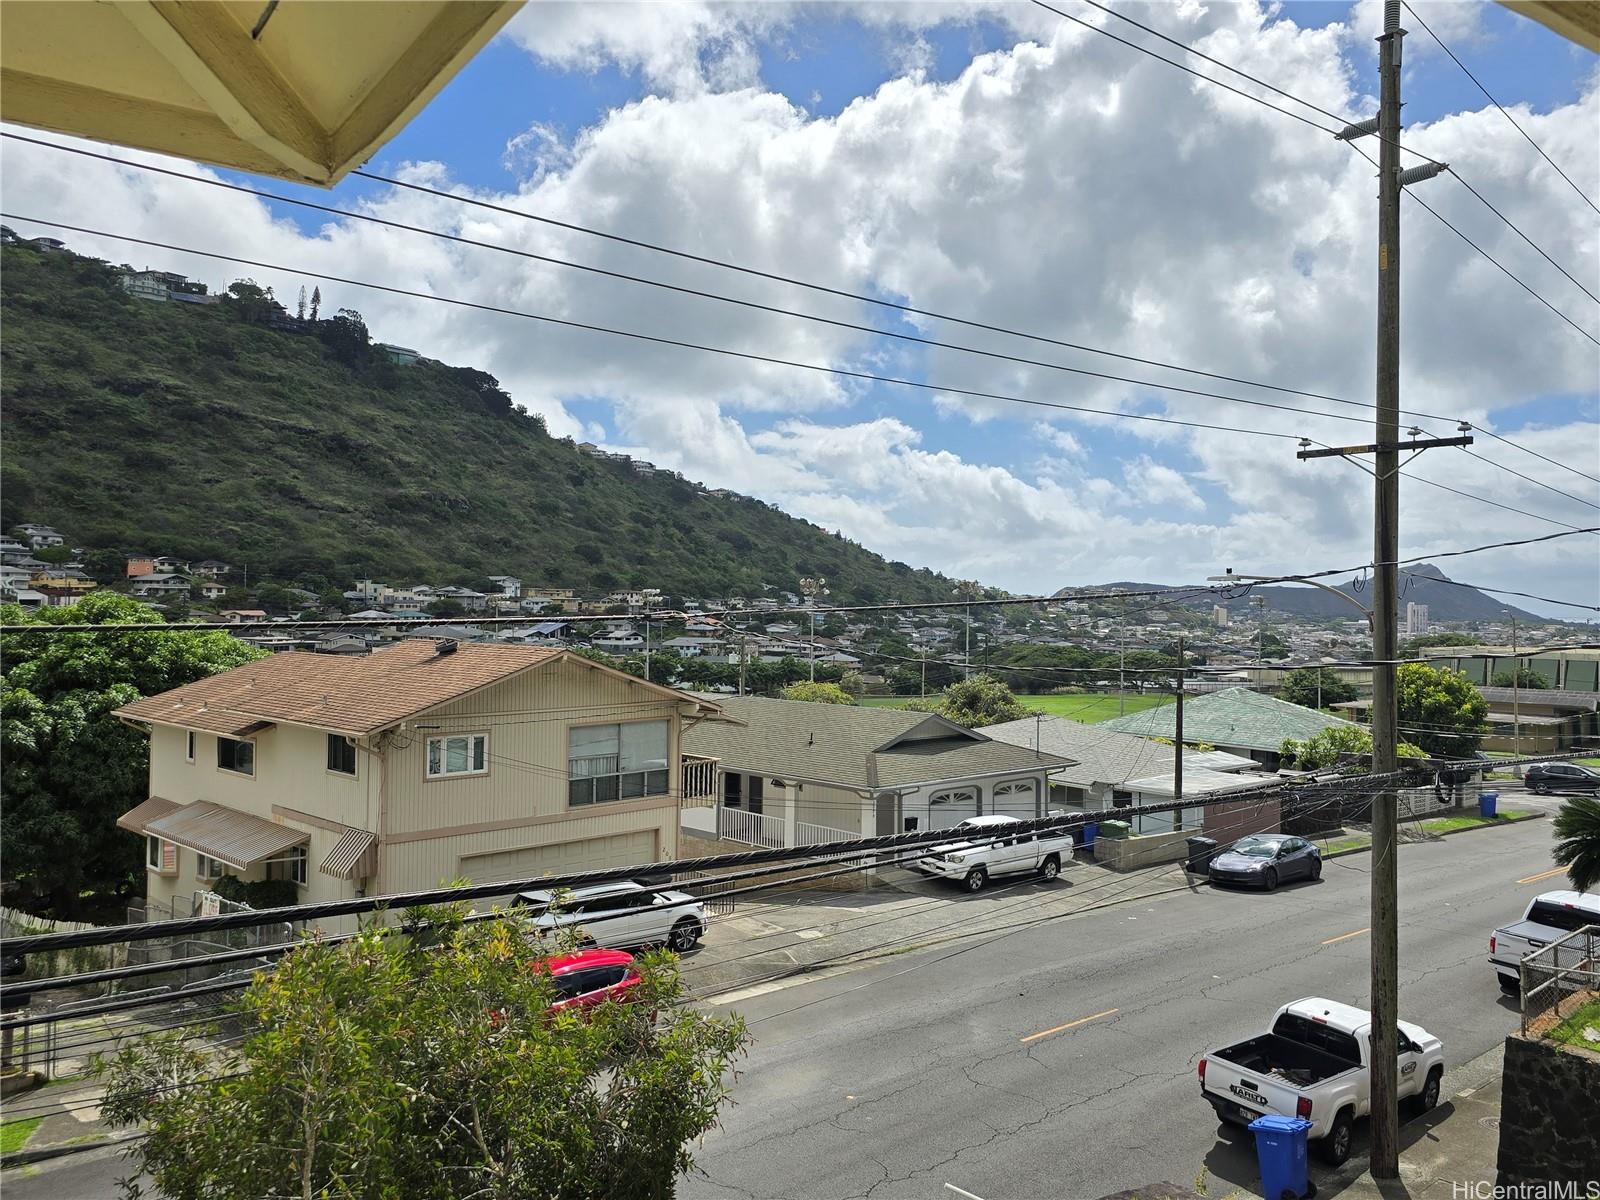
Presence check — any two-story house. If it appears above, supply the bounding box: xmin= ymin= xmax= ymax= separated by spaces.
xmin=114 ymin=639 xmax=723 ymax=916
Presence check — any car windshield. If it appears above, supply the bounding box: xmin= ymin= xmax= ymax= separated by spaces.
xmin=1232 ymin=838 xmax=1281 ymax=858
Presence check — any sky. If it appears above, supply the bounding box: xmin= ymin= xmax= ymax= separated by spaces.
xmin=2 ymin=0 xmax=1597 ymax=617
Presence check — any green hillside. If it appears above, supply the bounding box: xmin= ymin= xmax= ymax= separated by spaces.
xmin=0 ymin=244 xmax=953 ymax=603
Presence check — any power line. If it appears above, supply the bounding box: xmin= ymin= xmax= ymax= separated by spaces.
xmin=1401 ymin=0 xmax=1600 ymax=219
xmin=8 ymin=137 xmax=1587 ymax=499
xmin=1458 ymin=450 xmax=1599 ymax=513
xmin=1447 ymin=168 xmax=1600 ymax=307
xmin=0 ymin=213 xmax=1314 ymax=445
xmin=1473 ymin=427 xmax=1599 ymax=489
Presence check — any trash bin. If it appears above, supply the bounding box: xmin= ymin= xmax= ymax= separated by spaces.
xmin=1248 ymin=1113 xmax=1313 ymax=1200
xmin=1185 ymin=835 xmax=1219 ymax=873
xmin=1099 ymin=819 xmax=1131 ymax=839
xmin=1479 ymin=791 xmax=1499 ymax=820
xmin=1080 ymin=823 xmax=1099 ymax=854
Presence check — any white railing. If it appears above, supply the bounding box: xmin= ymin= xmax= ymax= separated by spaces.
xmin=681 ymin=755 xmax=718 ymax=805
xmin=796 ymin=821 xmax=857 ymax=846
xmin=717 ymin=807 xmax=787 ymax=849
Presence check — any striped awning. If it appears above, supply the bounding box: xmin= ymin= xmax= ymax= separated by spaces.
xmin=320 ymin=828 xmax=378 ymax=880
xmin=145 ymin=801 xmax=307 ymax=870
xmin=116 ymin=796 xmax=181 ymax=834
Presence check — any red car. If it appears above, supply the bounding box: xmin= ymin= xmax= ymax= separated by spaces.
xmin=541 ymin=949 xmax=643 ymax=1014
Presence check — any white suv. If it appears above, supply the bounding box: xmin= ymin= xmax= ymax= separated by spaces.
xmin=515 ymin=881 xmax=706 ymax=951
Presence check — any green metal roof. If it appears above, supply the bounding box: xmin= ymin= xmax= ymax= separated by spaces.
xmin=1100 ymin=687 xmax=1355 ymax=754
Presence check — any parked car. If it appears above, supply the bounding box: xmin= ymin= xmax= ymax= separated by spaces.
xmin=912 ymin=814 xmax=1075 ymax=892
xmin=1524 ymin=762 xmax=1600 ymax=795
xmin=1207 ymin=834 xmax=1321 ymax=891
xmin=515 ymin=881 xmax=706 ymax=951
xmin=1199 ymin=997 xmax=1444 ymax=1166
xmin=539 ymin=949 xmax=643 ymax=1014
xmin=1489 ymin=889 xmax=1600 ymax=996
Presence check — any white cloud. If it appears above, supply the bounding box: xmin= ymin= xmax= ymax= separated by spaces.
xmin=3 ymin=0 xmax=1595 ymax=610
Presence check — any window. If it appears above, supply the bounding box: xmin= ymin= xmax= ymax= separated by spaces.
xmin=217 ymin=737 xmax=255 ymax=777
xmin=146 ymin=835 xmax=175 ymax=873
xmin=185 ymin=731 xmax=195 ymax=763
xmin=326 ymin=734 xmax=357 ymax=776
xmin=568 ymin=721 xmax=669 ymax=806
xmin=197 ymin=854 xmax=227 ymax=880
xmin=267 ymin=845 xmax=309 ymax=887
xmin=426 ymin=733 xmax=488 ymax=779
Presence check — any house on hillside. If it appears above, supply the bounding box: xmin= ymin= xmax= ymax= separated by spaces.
xmin=1101 ymin=686 xmax=1356 ymax=769
xmin=487 ymin=576 xmax=521 ymax=598
xmin=152 ymin=556 xmax=190 ymax=574
xmin=592 ymin=626 xmax=644 ymax=653
xmin=198 ymin=580 xmax=229 ymax=601
xmin=681 ymin=694 xmax=1073 ymax=850
xmin=378 ymin=344 xmax=420 ymax=365
xmin=114 ymin=640 xmax=725 ymax=915
xmin=192 ymin=560 xmax=232 ymax=577
xmin=128 ymin=573 xmax=191 ymax=598
xmin=12 ymin=523 xmax=64 ymax=549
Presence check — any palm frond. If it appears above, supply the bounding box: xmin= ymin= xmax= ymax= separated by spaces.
xmin=1551 ymin=796 xmax=1600 ymax=895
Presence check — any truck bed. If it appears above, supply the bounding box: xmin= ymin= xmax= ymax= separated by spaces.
xmin=1209 ymin=1032 xmax=1360 ymax=1089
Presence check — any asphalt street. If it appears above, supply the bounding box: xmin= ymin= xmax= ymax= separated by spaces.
xmin=3 ymin=795 xmax=1571 ymax=1200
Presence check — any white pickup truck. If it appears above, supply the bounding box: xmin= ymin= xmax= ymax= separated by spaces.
xmin=1199 ymin=997 xmax=1444 ymax=1167
xmin=912 ymin=814 xmax=1074 ymax=892
xmin=1489 ymin=890 xmax=1600 ymax=996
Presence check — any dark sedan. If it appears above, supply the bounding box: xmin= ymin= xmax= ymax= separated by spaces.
xmin=1208 ymin=834 xmax=1322 ymax=891
xmin=1525 ymin=762 xmax=1600 ymax=795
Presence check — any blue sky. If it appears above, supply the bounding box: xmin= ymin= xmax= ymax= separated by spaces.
xmin=10 ymin=1 xmax=1593 ymax=608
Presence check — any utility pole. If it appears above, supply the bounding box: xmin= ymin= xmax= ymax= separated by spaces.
xmin=1119 ymin=594 xmax=1127 ymax=716
xmin=1511 ymin=615 xmax=1521 ymax=759
xmin=1173 ymin=635 xmax=1185 ymax=807
xmin=644 ymin=615 xmax=651 ymax=683
xmin=1313 ymin=5 xmax=1450 ymax=1176
xmin=738 ymin=627 xmax=747 ymax=696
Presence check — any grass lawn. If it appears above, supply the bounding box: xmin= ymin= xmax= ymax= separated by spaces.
xmin=1573 ymin=757 xmax=1600 ymax=769
xmin=0 ymin=1115 xmax=43 ymax=1155
xmin=859 ymin=692 xmax=1173 ymax=724
xmin=1418 ymin=809 xmax=1532 ymax=835
xmin=1544 ymin=998 xmax=1600 ymax=1051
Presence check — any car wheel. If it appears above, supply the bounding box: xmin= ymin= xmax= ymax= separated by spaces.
xmin=1319 ymin=1110 xmax=1354 ymax=1166
xmin=964 ymin=867 xmax=989 ymax=893
xmin=669 ymin=919 xmax=702 ymax=952
xmin=1039 ymin=855 xmax=1061 ymax=881
xmin=1263 ymin=868 xmax=1279 ymax=892
xmin=1309 ymin=858 xmax=1323 ymax=882
xmin=1498 ymin=973 xmax=1521 ymax=997
xmin=1419 ymin=1067 xmax=1442 ymax=1113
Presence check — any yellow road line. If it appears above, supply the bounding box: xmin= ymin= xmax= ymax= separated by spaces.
xmin=1516 ymin=866 xmax=1567 ymax=885
xmin=1020 ymin=1008 xmax=1119 ymax=1043
xmin=1322 ymin=927 xmax=1371 ymax=945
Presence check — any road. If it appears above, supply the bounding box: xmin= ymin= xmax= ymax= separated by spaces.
xmin=4 ymin=800 xmax=1567 ymax=1200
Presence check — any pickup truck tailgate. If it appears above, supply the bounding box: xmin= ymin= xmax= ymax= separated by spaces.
xmin=1203 ymin=1055 xmax=1313 ymax=1125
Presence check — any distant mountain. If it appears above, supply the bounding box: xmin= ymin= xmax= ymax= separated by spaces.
xmin=0 ymin=244 xmax=955 ymax=604
xmin=1055 ymin=563 xmax=1541 ymax=623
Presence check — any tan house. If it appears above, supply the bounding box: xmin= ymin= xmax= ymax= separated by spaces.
xmin=113 ymin=639 xmax=723 ymax=917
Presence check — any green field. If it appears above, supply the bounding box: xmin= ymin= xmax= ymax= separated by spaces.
xmin=0 ymin=1115 xmax=42 ymax=1155
xmin=860 ymin=692 xmax=1174 ymax=724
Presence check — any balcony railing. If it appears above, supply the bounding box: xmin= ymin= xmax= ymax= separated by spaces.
xmin=681 ymin=755 xmax=718 ymax=806
xmin=717 ymin=807 xmax=787 ymax=849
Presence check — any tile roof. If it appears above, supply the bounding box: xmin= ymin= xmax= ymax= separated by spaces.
xmin=682 ymin=694 xmax=1073 ymax=791
xmin=981 ymin=715 xmax=1203 ymax=790
xmin=114 ymin=640 xmax=567 ymax=736
xmin=1100 ymin=686 xmax=1354 ymax=753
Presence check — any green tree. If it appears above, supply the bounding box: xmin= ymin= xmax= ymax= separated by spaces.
xmin=1490 ymin=666 xmax=1547 ymax=689
xmin=1277 ymin=668 xmax=1358 ymax=710
xmin=317 ymin=307 xmax=372 ymax=366
xmin=929 ymin=674 xmax=1030 ymax=728
xmin=1279 ymin=724 xmax=1426 ymax=770
xmin=426 ymin=597 xmax=466 ymax=618
xmin=101 ymin=905 xmax=748 ymax=1200
xmin=1396 ymin=661 xmax=1489 ymax=758
xmin=1399 ymin=631 xmax=1479 ymax=658
xmin=1552 ymin=796 xmax=1600 ymax=894
xmin=1 ymin=593 xmax=264 ymax=914
xmin=780 ymin=681 xmax=856 ymax=705
xmin=222 ymin=279 xmax=280 ymax=324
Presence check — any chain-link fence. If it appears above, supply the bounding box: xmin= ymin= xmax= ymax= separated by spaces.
xmin=1520 ymin=924 xmax=1600 ymax=1036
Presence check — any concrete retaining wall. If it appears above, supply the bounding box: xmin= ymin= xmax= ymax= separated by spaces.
xmin=1496 ymin=1031 xmax=1600 ymax=1184
xmin=1096 ymin=828 xmax=1189 ymax=872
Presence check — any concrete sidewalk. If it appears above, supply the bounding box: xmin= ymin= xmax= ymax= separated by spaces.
xmin=685 ymin=857 xmax=1202 ymax=998
xmin=0 ymin=1077 xmax=135 ymax=1167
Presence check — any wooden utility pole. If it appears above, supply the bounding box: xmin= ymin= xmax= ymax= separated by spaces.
xmin=1315 ymin=2 xmax=1450 ymax=1176
xmin=1173 ymin=636 xmax=1185 ymax=806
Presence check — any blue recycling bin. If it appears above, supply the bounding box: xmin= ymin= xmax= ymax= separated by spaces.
xmin=1248 ymin=1114 xmax=1312 ymax=1200
xmin=1479 ymin=791 xmax=1499 ymax=820
xmin=1081 ymin=823 xmax=1099 ymax=853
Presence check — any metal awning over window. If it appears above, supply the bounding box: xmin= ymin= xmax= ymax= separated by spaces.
xmin=117 ymin=796 xmax=181 ymax=834
xmin=320 ymin=828 xmax=378 ymax=880
xmin=144 ymin=801 xmax=308 ymax=871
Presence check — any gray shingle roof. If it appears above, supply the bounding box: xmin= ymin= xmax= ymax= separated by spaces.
xmin=981 ymin=714 xmax=1201 ymax=790
xmin=682 ymin=695 xmax=1073 ymax=791
xmin=1100 ymin=686 xmax=1354 ymax=753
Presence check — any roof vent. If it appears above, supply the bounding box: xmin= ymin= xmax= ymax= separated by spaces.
xmin=435 ymin=639 xmax=458 ymax=657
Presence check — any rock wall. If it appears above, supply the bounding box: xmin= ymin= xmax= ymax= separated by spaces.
xmin=1496 ymin=1032 xmax=1600 ymax=1184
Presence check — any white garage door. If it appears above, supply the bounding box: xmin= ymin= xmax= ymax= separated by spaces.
xmin=991 ymin=780 xmax=1038 ymax=820
xmin=460 ymin=830 xmax=657 ymax=885
xmin=925 ymin=787 xmax=979 ymax=831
